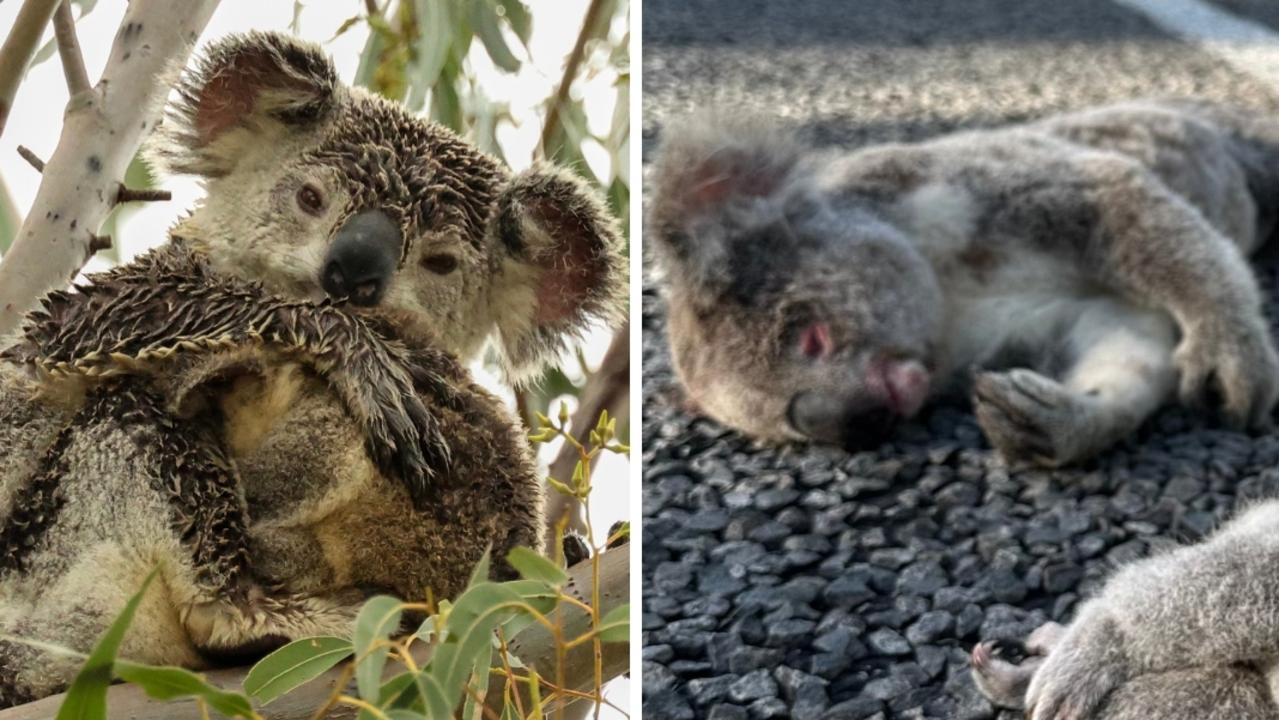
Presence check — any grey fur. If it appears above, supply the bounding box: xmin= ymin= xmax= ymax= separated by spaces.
xmin=648 ymin=98 xmax=1279 ymax=464
xmin=970 ymin=500 xmax=1279 ymax=719
xmin=0 ymin=30 xmax=624 ymax=705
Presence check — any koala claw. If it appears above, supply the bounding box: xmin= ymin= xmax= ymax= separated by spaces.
xmin=1175 ymin=318 xmax=1279 ymax=429
xmin=972 ymin=369 xmax=1092 ymax=466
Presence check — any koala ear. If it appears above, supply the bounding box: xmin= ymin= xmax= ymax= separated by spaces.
xmin=647 ymin=113 xmax=802 ymax=283
xmin=488 ymin=164 xmax=626 ymax=382
xmin=148 ymin=31 xmax=339 ymax=177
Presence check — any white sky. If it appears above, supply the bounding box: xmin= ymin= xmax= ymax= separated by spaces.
xmin=0 ymin=1 xmax=630 ymax=714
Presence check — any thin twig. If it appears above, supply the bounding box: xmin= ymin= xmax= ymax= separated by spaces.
xmin=543 ymin=323 xmax=630 ymax=550
xmin=16 ymin=146 xmax=44 ymax=173
xmin=115 ymin=185 xmax=172 ymax=204
xmin=538 ymin=0 xmax=610 ymax=159
xmin=87 ymin=233 xmax=111 ymax=253
xmin=363 ymin=0 xmax=379 ymax=16
xmin=51 ymin=0 xmax=90 ymax=97
xmin=0 ymin=0 xmax=61 ymax=138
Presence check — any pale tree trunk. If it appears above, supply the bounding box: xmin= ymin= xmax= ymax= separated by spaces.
xmin=0 ymin=0 xmax=220 ymax=336
xmin=0 ymin=549 xmax=630 ymax=720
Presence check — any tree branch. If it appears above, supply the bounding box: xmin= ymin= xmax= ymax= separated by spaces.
xmin=0 ymin=549 xmax=630 ymax=720
xmin=0 ymin=0 xmax=61 ymax=139
xmin=544 ymin=322 xmax=631 ymax=551
xmin=0 ymin=0 xmax=221 ymax=336
xmin=537 ymin=0 xmax=610 ymax=159
xmin=51 ymin=0 xmax=90 ymax=97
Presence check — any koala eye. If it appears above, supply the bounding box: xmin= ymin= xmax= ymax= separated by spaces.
xmin=798 ymin=322 xmax=834 ymax=360
xmin=421 ymin=253 xmax=459 ymax=275
xmin=296 ymin=183 xmax=326 ymax=216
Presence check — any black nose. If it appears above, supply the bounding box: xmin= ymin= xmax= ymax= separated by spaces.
xmin=786 ymin=391 xmax=896 ymax=450
xmin=320 ymin=210 xmax=402 ymax=306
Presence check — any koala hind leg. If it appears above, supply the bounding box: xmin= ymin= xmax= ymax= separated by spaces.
xmin=974 ymin=300 xmax=1177 ymax=466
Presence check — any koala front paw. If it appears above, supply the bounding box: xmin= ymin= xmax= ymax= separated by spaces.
xmin=971 ymin=622 xmax=1065 ymax=709
xmin=972 ymin=369 xmax=1099 ymax=466
xmin=1175 ymin=316 xmax=1279 ymax=429
xmin=1023 ymin=616 xmax=1126 ymax=720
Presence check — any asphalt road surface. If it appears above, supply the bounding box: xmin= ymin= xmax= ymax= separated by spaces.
xmin=640 ymin=2 xmax=1279 ymax=719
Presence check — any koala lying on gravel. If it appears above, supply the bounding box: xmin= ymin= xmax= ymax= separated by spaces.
xmin=970 ymin=499 xmax=1279 ymax=720
xmin=648 ymin=99 xmax=1279 ymax=465
xmin=0 ymin=31 xmax=623 ymax=705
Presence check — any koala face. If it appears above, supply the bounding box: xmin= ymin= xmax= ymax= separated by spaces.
xmin=149 ymin=32 xmax=624 ymax=380
xmin=650 ymin=116 xmax=943 ymax=448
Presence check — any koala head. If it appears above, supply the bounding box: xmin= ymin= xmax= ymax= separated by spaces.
xmin=648 ymin=115 xmax=943 ymax=448
xmin=148 ymin=31 xmax=624 ymax=381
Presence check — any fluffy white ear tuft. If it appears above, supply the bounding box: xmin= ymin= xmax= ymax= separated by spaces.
xmin=146 ymin=30 xmax=339 ymax=178
xmin=487 ymin=164 xmax=626 ymax=382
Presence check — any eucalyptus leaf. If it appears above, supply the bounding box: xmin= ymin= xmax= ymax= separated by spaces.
xmin=506 ymin=547 xmax=568 ymax=587
xmin=56 ymin=568 xmax=159 ymax=720
xmin=242 ymin=635 xmax=353 ymax=704
xmin=470 ymin=1 xmax=521 ymax=72
xmin=113 ymin=661 xmax=255 ymax=717
xmin=467 ymin=546 xmax=493 ymax=588
xmin=495 ymin=0 xmax=532 ymax=45
xmin=597 ymin=603 xmax=629 ymax=643
xmin=407 ymin=0 xmax=453 ymax=111
xmin=353 ymin=596 xmax=405 ymax=702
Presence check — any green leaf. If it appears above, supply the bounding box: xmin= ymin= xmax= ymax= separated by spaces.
xmin=27 ymin=0 xmax=98 ymax=75
xmin=242 ymin=635 xmax=353 ymax=704
xmin=505 ymin=547 xmax=568 ymax=587
xmin=56 ymin=568 xmax=159 ymax=720
xmin=377 ymin=671 xmax=420 ymax=709
xmin=495 ymin=0 xmax=531 ymax=45
xmin=407 ymin=0 xmax=453 ymax=111
xmin=329 ymin=14 xmax=363 ymax=41
xmin=469 ymin=1 xmax=520 ymax=73
xmin=113 ymin=661 xmax=255 ymax=717
xmin=426 ymin=582 xmax=526 ymax=713
xmin=354 ymin=596 xmax=404 ymax=701
xmin=597 ymin=603 xmax=629 ymax=643
xmin=467 ymin=546 xmax=493 ymax=589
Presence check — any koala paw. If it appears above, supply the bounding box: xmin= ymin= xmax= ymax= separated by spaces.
xmin=972 ymin=369 xmax=1098 ymax=466
xmin=1023 ymin=616 xmax=1127 ymax=720
xmin=971 ymin=622 xmax=1065 ymax=709
xmin=1175 ymin=317 xmax=1279 ymax=429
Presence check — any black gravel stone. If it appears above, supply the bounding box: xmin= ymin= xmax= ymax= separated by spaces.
xmin=729 ymin=669 xmax=780 ymax=703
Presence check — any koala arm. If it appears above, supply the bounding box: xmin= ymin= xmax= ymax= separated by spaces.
xmin=6 ymin=243 xmax=457 ymax=505
xmin=1023 ymin=501 xmax=1279 ymax=720
xmin=1079 ymin=159 xmax=1278 ymax=427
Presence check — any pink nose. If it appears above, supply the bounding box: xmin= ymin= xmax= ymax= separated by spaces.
xmin=877 ymin=359 xmax=931 ymax=417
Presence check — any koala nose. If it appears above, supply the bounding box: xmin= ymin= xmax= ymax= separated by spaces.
xmin=786 ymin=391 xmax=897 ymax=450
xmin=321 ymin=210 xmax=402 ymax=306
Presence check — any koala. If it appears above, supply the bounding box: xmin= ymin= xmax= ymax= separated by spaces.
xmin=648 ymin=99 xmax=1279 ymax=466
xmin=969 ymin=499 xmax=1279 ymax=720
xmin=0 ymin=30 xmax=624 ymax=706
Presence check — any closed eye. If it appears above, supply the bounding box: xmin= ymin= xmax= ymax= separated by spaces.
xmin=422 ymin=254 xmax=459 ymax=275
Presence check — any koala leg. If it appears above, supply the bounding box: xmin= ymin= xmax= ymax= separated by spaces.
xmin=974 ymin=301 xmax=1176 ymax=466
xmin=180 ymin=588 xmax=366 ymax=663
xmin=1003 ymin=499 xmax=1279 ymax=720
xmin=974 ymin=623 xmax=1277 ymax=720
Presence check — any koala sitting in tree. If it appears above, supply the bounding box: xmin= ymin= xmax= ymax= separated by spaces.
xmin=0 ymin=31 xmax=623 ymax=705
xmin=648 ymin=99 xmax=1279 ymax=465
xmin=970 ymin=499 xmax=1279 ymax=720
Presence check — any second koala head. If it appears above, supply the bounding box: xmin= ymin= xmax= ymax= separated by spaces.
xmin=148 ymin=31 xmax=625 ymax=380
xmin=647 ymin=115 xmax=943 ymax=448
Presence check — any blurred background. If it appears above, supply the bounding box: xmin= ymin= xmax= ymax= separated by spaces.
xmin=0 ymin=0 xmax=630 ymax=714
